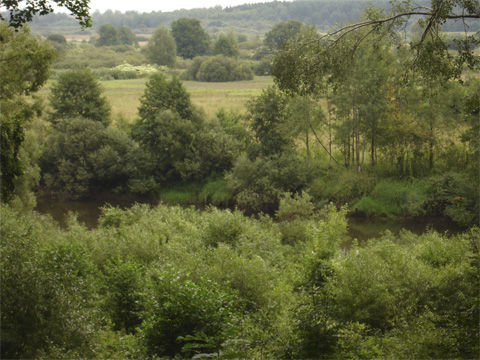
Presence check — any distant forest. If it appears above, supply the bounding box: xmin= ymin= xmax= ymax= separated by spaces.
xmin=16 ymin=0 xmax=479 ymax=37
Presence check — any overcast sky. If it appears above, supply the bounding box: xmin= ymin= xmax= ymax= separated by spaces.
xmin=87 ymin=0 xmax=279 ymax=13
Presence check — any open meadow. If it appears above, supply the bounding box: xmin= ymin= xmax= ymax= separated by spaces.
xmin=40 ymin=76 xmax=274 ymax=122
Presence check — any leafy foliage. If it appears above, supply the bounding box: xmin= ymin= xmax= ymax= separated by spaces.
xmin=1 ymin=0 xmax=91 ymax=28
xmin=137 ymin=72 xmax=194 ymax=121
xmin=2 ymin=199 xmax=478 ymax=359
xmin=0 ymin=22 xmax=55 ymax=203
xmin=96 ymin=24 xmax=138 ymax=47
xmin=197 ymin=56 xmax=254 ymax=82
xmin=246 ymin=86 xmax=291 ymax=156
xmin=213 ymin=31 xmax=239 ymax=57
xmin=171 ymin=17 xmax=210 ymax=59
xmin=49 ymin=68 xmax=111 ymax=126
xmin=264 ymin=20 xmax=303 ymax=50
xmin=40 ymin=118 xmax=135 ymax=197
xmin=145 ymin=26 xmax=176 ymax=67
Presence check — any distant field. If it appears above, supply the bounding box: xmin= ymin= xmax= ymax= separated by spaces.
xmin=40 ymin=76 xmax=273 ymax=122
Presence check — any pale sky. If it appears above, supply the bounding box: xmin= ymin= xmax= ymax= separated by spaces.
xmin=87 ymin=0 xmax=280 ymax=13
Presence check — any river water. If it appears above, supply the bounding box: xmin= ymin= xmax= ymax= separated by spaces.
xmin=35 ymin=197 xmax=466 ymax=241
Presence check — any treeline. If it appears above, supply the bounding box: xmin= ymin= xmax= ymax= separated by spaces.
xmin=2 ymin=202 xmax=479 ymax=359
xmin=23 ymin=0 xmax=479 ymax=36
xmin=38 ymin=64 xmax=479 ymax=226
xmin=2 ymin=21 xmax=478 ymax=226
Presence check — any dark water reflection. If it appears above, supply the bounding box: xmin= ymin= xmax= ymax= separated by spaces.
xmin=35 ymin=197 xmax=466 ymax=242
xmin=35 ymin=197 xmax=158 ymax=229
xmin=346 ymin=217 xmax=465 ymax=243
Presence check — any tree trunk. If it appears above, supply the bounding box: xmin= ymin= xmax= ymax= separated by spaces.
xmin=429 ymin=89 xmax=434 ymax=170
xmin=326 ymin=83 xmax=332 ymax=169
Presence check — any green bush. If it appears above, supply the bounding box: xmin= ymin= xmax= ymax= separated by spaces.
xmin=40 ymin=118 xmax=136 ymax=198
xmin=426 ymin=172 xmax=479 ymax=226
xmin=141 ymin=267 xmax=237 ymax=358
xmin=0 ymin=206 xmax=98 ymax=358
xmin=325 ymin=230 xmax=479 ymax=358
xmin=183 ymin=55 xmax=254 ymax=82
xmin=92 ymin=67 xmax=138 ymax=80
xmin=102 ymin=257 xmax=145 ymax=333
xmin=353 ymin=179 xmax=429 ymax=218
xmin=254 ymin=58 xmax=273 ymax=75
xmin=201 ymin=207 xmax=247 ymax=248
xmin=53 ymin=43 xmax=146 ymax=70
xmin=276 ymin=191 xmax=316 ymax=245
xmin=310 ymin=169 xmax=375 ymax=206
xmin=226 ymin=153 xmax=308 ymax=214
xmin=199 ymin=177 xmax=233 ymax=207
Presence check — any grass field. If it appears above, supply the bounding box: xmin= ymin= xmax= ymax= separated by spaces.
xmin=40 ymin=76 xmax=274 ymax=122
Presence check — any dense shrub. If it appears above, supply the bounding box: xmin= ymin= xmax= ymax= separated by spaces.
xmin=92 ymin=67 xmax=139 ymax=80
xmin=254 ymin=57 xmax=273 ymax=75
xmin=309 ymin=168 xmax=375 ymax=206
xmin=226 ymin=153 xmax=309 ymax=214
xmin=183 ymin=55 xmax=254 ymax=82
xmin=275 ymin=191 xmax=316 ymax=245
xmin=353 ymin=179 xmax=429 ymax=217
xmin=0 ymin=206 xmax=98 ymax=359
xmin=1 ymin=202 xmax=477 ymax=359
xmin=426 ymin=172 xmax=479 ymax=226
xmin=40 ymin=118 xmax=136 ymax=197
xmin=141 ymin=267 xmax=238 ymax=358
xmin=52 ymin=43 xmax=146 ymax=70
xmin=102 ymin=257 xmax=145 ymax=334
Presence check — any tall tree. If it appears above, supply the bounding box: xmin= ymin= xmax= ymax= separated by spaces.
xmin=213 ymin=31 xmax=239 ymax=57
xmin=145 ymin=26 xmax=177 ymax=67
xmin=96 ymin=23 xmax=118 ymax=46
xmin=171 ymin=18 xmax=210 ymax=59
xmin=137 ymin=73 xmax=194 ymax=122
xmin=49 ymin=68 xmax=111 ymax=126
xmin=117 ymin=26 xmax=138 ymax=46
xmin=0 ymin=22 xmax=55 ymax=203
xmin=96 ymin=24 xmax=138 ymax=47
xmin=274 ymin=1 xmax=479 ymax=85
xmin=264 ymin=20 xmax=303 ymax=50
xmin=246 ymin=87 xmax=292 ymax=157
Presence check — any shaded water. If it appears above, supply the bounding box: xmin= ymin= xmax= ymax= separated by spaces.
xmin=35 ymin=197 xmax=158 ymax=229
xmin=35 ymin=197 xmax=466 ymax=241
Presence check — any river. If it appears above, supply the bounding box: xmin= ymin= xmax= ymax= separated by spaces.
xmin=35 ymin=197 xmax=466 ymax=242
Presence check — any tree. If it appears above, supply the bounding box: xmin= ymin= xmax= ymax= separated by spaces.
xmin=40 ymin=117 xmax=135 ymax=197
xmin=331 ymin=34 xmax=392 ymax=171
xmin=0 ymin=22 xmax=55 ymax=204
xmin=264 ymin=20 xmax=303 ymax=50
xmin=96 ymin=24 xmax=138 ymax=47
xmin=171 ymin=17 xmax=210 ymax=59
xmin=133 ymin=73 xmax=235 ymax=183
xmin=96 ymin=23 xmax=118 ymax=46
xmin=117 ymin=26 xmax=138 ymax=46
xmin=0 ymin=0 xmax=91 ymax=28
xmin=145 ymin=26 xmax=176 ymax=67
xmin=285 ymin=95 xmax=325 ymax=164
xmin=196 ymin=56 xmax=253 ymax=82
xmin=137 ymin=73 xmax=195 ymax=122
xmin=49 ymin=68 xmax=111 ymax=126
xmin=133 ymin=73 xmax=197 ymax=181
xmin=246 ymin=87 xmax=292 ymax=157
xmin=274 ymin=1 xmax=480 ymax=86
xmin=46 ymin=33 xmax=67 ymax=46
xmin=213 ymin=31 xmax=239 ymax=57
